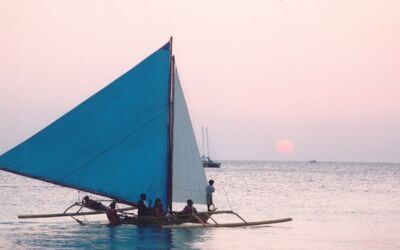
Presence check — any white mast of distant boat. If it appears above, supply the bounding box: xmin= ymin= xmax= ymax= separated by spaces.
xmin=202 ymin=126 xmax=205 ymax=159
xmin=206 ymin=127 xmax=210 ymax=160
xmin=201 ymin=126 xmax=211 ymax=161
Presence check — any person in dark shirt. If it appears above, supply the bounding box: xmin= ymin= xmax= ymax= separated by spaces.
xmin=137 ymin=193 xmax=152 ymax=216
xmin=82 ymin=196 xmax=107 ymax=211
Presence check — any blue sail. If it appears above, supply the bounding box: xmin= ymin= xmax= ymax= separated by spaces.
xmin=0 ymin=42 xmax=171 ymax=205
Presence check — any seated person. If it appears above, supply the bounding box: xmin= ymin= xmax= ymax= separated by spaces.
xmin=106 ymin=201 xmax=120 ymax=225
xmin=82 ymin=196 xmax=107 ymax=211
xmin=137 ymin=193 xmax=152 ymax=216
xmin=180 ymin=199 xmax=198 ymax=215
xmin=152 ymin=198 xmax=164 ymax=218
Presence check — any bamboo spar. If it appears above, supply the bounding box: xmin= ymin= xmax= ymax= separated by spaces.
xmin=18 ymin=207 xmax=135 ymax=219
xmin=162 ymin=218 xmax=293 ymax=228
xmin=19 ymin=211 xmax=106 ymax=219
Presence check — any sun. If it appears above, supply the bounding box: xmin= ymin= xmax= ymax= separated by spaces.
xmin=275 ymin=139 xmax=294 ymax=154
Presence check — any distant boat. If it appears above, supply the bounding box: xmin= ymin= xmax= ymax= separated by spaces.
xmin=201 ymin=126 xmax=221 ymax=168
xmin=201 ymin=156 xmax=221 ymax=168
xmin=0 ymin=38 xmax=291 ymax=228
xmin=309 ymin=160 xmax=318 ymax=164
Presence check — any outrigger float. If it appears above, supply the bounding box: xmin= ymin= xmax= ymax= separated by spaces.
xmin=1 ymin=38 xmax=292 ymax=228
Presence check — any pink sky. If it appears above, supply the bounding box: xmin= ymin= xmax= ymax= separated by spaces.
xmin=1 ymin=0 xmax=399 ymax=162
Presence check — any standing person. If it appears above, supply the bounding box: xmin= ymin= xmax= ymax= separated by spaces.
xmin=206 ymin=179 xmax=215 ymax=211
xmin=137 ymin=193 xmax=152 ymax=216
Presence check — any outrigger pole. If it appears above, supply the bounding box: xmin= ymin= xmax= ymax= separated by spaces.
xmin=18 ymin=203 xmax=135 ymax=219
xmin=162 ymin=210 xmax=292 ymax=228
xmin=19 ymin=211 xmax=106 ymax=219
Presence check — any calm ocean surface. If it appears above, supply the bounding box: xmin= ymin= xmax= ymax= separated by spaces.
xmin=0 ymin=161 xmax=399 ymax=249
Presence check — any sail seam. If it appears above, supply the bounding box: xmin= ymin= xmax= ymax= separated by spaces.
xmin=58 ymin=109 xmax=167 ymax=182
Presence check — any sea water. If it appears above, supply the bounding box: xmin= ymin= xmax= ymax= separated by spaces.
xmin=0 ymin=161 xmax=399 ymax=249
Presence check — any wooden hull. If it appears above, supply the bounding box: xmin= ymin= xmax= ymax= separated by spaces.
xmin=202 ymin=162 xmax=221 ymax=168
xmin=121 ymin=213 xmax=211 ymax=226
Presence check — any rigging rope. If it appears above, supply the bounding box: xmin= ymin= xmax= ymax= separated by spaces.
xmin=222 ymin=187 xmax=233 ymax=210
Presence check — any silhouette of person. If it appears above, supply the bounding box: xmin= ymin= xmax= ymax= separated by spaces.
xmin=106 ymin=201 xmax=120 ymax=225
xmin=153 ymin=198 xmax=164 ymax=217
xmin=206 ymin=179 xmax=215 ymax=211
xmin=137 ymin=193 xmax=152 ymax=216
xmin=180 ymin=199 xmax=198 ymax=214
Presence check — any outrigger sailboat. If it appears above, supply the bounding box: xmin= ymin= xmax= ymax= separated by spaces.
xmin=0 ymin=38 xmax=292 ymax=228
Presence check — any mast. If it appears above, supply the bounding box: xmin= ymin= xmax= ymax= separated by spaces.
xmin=206 ymin=127 xmax=210 ymax=158
xmin=167 ymin=36 xmax=175 ymax=211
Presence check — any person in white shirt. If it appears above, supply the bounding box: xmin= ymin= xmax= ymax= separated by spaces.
xmin=206 ymin=179 xmax=215 ymax=211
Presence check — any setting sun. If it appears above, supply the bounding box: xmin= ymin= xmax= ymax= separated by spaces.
xmin=276 ymin=139 xmax=295 ymax=154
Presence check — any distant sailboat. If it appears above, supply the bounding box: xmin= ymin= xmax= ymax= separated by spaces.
xmin=201 ymin=127 xmax=221 ymax=168
xmin=0 ymin=38 xmax=291 ymax=227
